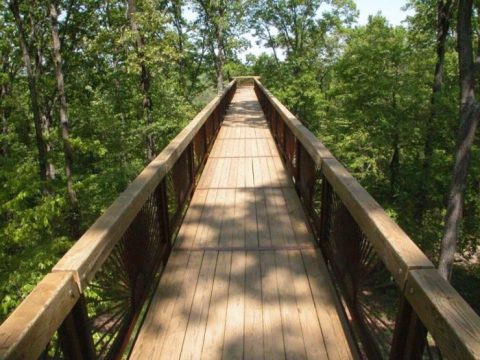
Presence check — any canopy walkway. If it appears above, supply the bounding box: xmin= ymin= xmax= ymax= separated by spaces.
xmin=1 ymin=78 xmax=479 ymax=360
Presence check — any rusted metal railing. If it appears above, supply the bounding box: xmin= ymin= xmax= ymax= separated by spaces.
xmin=0 ymin=81 xmax=236 ymax=360
xmin=254 ymin=78 xmax=480 ymax=360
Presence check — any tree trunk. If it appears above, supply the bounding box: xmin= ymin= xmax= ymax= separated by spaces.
xmin=1 ymin=82 xmax=9 ymax=157
xmin=438 ymin=0 xmax=480 ymax=280
xmin=214 ymin=3 xmax=226 ymax=92
xmin=49 ymin=1 xmax=80 ymax=238
xmin=390 ymin=69 xmax=400 ymax=200
xmin=390 ymin=135 xmax=400 ymax=198
xmin=416 ymin=0 xmax=453 ymax=225
xmin=215 ymin=25 xmax=225 ymax=92
xmin=9 ymin=0 xmax=49 ymax=184
xmin=42 ymin=107 xmax=56 ymax=180
xmin=127 ymin=0 xmax=156 ymax=162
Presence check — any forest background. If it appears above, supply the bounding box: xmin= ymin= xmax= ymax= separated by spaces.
xmin=1 ymin=0 xmax=479 ymax=322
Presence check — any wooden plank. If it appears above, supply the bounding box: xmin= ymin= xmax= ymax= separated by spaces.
xmin=222 ymin=251 xmax=246 ymax=359
xmin=245 ymin=138 xmax=258 ymax=157
xmin=226 ymin=158 xmax=238 ymax=188
xmin=219 ymin=189 xmax=235 ymax=247
xmin=255 ymin=127 xmax=270 ymax=139
xmin=406 ymin=268 xmax=480 ymax=360
xmin=261 ymin=157 xmax=274 ymax=187
xmin=252 ymin=157 xmax=264 ymax=188
xmin=245 ymin=127 xmax=256 ymax=138
xmin=236 ymin=138 xmax=246 ymax=157
xmin=130 ymin=251 xmax=190 ymax=359
xmin=288 ymin=250 xmax=329 ymax=359
xmin=201 ymin=252 xmax=232 ymax=359
xmin=219 ymin=158 xmax=232 ymax=188
xmin=273 ymin=156 xmax=292 ymax=187
xmin=217 ymin=126 xmax=228 ymax=139
xmin=302 ymin=249 xmax=356 ymax=360
xmin=321 ymin=157 xmax=434 ymax=287
xmin=282 ymin=188 xmax=314 ymax=246
xmin=175 ymin=189 xmax=208 ymax=247
xmin=275 ymin=251 xmax=307 ymax=359
xmin=232 ymin=189 xmax=246 ymax=248
xmin=194 ymin=189 xmax=219 ymax=247
xmin=208 ymin=157 xmax=228 ymax=189
xmin=251 ymin=157 xmax=261 ymax=187
xmin=265 ymin=188 xmax=293 ymax=246
xmin=261 ymin=251 xmax=285 ymax=360
xmin=180 ymin=251 xmax=217 ymax=360
xmin=174 ymin=244 xmax=317 ymax=252
xmin=235 ymin=127 xmax=246 ymax=139
xmin=256 ymin=138 xmax=278 ymax=157
xmin=158 ymin=251 xmax=204 ymax=359
xmin=267 ymin=138 xmax=278 ymax=155
xmin=244 ymin=251 xmax=264 ymax=359
xmin=244 ymin=157 xmax=255 ymax=188
xmin=244 ymin=190 xmax=259 ymax=248
xmin=255 ymin=189 xmax=272 ymax=247
xmin=0 ymin=272 xmax=80 ymax=360
xmin=274 ymin=188 xmax=297 ymax=246
xmin=236 ymin=157 xmax=246 ymax=188
xmin=210 ymin=139 xmax=222 ymax=158
xmin=266 ymin=157 xmax=281 ymax=187
xmin=197 ymin=158 xmax=216 ymax=189
xmin=210 ymin=188 xmax=227 ymax=247
xmin=224 ymin=139 xmax=233 ymax=157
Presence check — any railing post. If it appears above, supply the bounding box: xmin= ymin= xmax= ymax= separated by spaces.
xmin=294 ymin=140 xmax=301 ymax=184
xmin=188 ymin=143 xmax=195 ymax=194
xmin=157 ymin=178 xmax=171 ymax=252
xmin=319 ymin=176 xmax=332 ymax=248
xmin=58 ymin=295 xmax=96 ymax=360
xmin=389 ymin=297 xmax=427 ymax=360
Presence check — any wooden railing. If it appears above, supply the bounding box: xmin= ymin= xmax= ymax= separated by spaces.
xmin=0 ymin=81 xmax=236 ymax=359
xmin=254 ymin=78 xmax=480 ymax=360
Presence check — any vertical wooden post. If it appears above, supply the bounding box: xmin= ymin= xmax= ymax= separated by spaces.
xmin=158 ymin=179 xmax=171 ymax=252
xmin=188 ymin=143 xmax=195 ymax=195
xmin=58 ymin=296 xmax=96 ymax=360
xmin=390 ymin=297 xmax=427 ymax=360
xmin=294 ymin=141 xmax=302 ymax=186
xmin=319 ymin=176 xmax=332 ymax=247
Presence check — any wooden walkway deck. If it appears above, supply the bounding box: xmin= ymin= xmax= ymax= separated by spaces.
xmin=130 ymin=87 xmax=357 ymax=359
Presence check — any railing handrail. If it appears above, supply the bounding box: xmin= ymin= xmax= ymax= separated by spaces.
xmin=0 ymin=80 xmax=236 ymax=359
xmin=53 ymin=79 xmax=236 ymax=292
xmin=253 ymin=77 xmax=480 ymax=360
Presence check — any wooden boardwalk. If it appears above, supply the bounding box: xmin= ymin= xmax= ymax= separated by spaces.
xmin=130 ymin=87 xmax=357 ymax=359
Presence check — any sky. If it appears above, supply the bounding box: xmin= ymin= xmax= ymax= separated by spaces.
xmin=184 ymin=1 xmax=414 ymax=60
xmin=356 ymin=0 xmax=412 ymax=26
xmin=240 ymin=0 xmax=413 ymax=60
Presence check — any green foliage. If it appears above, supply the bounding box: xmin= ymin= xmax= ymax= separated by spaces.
xmin=1 ymin=0 xmax=479 ymax=324
xmin=0 ymin=0 xmax=228 ymax=321
xmin=251 ymin=1 xmax=479 ymax=312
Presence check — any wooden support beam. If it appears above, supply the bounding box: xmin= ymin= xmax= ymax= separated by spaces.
xmin=0 ymin=272 xmax=80 ymax=359
xmin=405 ymin=268 xmax=480 ymax=360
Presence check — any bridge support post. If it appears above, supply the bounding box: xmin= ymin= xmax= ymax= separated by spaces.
xmin=58 ymin=295 xmax=96 ymax=360
xmin=389 ymin=296 xmax=426 ymax=360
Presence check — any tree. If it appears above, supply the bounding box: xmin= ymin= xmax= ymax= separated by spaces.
xmin=412 ymin=0 xmax=455 ymax=225
xmin=193 ymin=0 xmax=246 ymax=92
xmin=49 ymin=0 xmax=80 ymax=238
xmin=438 ymin=0 xmax=480 ymax=280
xmin=127 ymin=0 xmax=156 ymax=161
xmin=8 ymin=0 xmax=52 ymax=185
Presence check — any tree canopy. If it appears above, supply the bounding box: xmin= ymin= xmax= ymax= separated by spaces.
xmin=1 ymin=0 xmax=479 ymax=322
